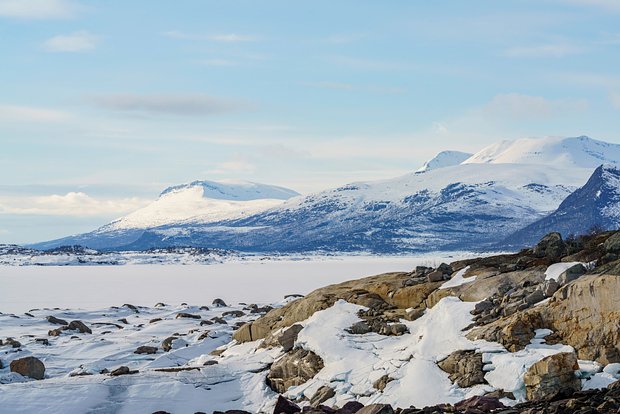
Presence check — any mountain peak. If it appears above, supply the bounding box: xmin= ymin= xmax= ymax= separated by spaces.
xmin=463 ymin=136 xmax=620 ymax=168
xmin=159 ymin=180 xmax=299 ymax=201
xmin=416 ymin=150 xmax=473 ymax=173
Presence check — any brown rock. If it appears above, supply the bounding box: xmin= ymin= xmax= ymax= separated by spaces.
xmin=373 ymin=374 xmax=393 ymax=391
xmin=437 ymin=350 xmax=486 ymax=388
xmin=523 ymin=352 xmax=580 ymax=400
xmin=67 ymin=320 xmax=92 ymax=334
xmin=309 ymin=385 xmax=335 ymax=407
xmin=10 ymin=356 xmax=45 ymax=380
xmin=134 ymin=346 xmax=158 ymax=355
xmin=356 ymin=404 xmax=393 ymax=414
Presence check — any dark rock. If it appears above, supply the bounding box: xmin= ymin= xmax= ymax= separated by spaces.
xmin=122 ymin=304 xmax=139 ymax=313
xmin=109 ymin=365 xmax=138 ymax=376
xmin=154 ymin=302 xmax=167 ymax=307
xmin=118 ymin=318 xmax=129 ymax=324
xmin=355 ymin=404 xmax=393 ymax=414
xmin=454 ymin=395 xmax=505 ymax=411
xmin=212 ymin=298 xmax=227 ymax=307
xmin=273 ymin=395 xmax=301 ymax=414
xmin=10 ymin=356 xmax=45 ymax=380
xmin=48 ymin=328 xmax=65 ymax=337
xmin=46 ymin=315 xmax=68 ymax=325
xmin=67 ymin=320 xmax=92 ymax=334
xmin=211 ymin=317 xmax=227 ymax=324
xmin=175 ymin=313 xmax=201 ymax=319
xmin=222 ymin=310 xmax=245 ymax=318
xmin=533 ymin=232 xmax=566 ymax=259
xmin=348 ymin=321 xmax=372 ymax=335
xmin=426 ymin=270 xmax=444 ymax=283
xmin=471 ymin=299 xmax=494 ymax=315
xmin=267 ymin=348 xmax=324 ymax=393
xmin=541 ymin=279 xmax=559 ymax=297
xmin=149 ymin=318 xmax=162 ymax=324
xmin=437 ymin=350 xmax=486 ymax=388
xmin=3 ymin=337 xmax=22 ymax=348
xmin=161 ymin=336 xmax=178 ymax=352
xmin=278 ymin=324 xmax=304 ymax=352
xmin=337 ymin=402 xmax=365 ymax=414
xmin=310 ymin=385 xmax=335 ymax=407
xmin=35 ymin=338 xmax=50 ymax=346
xmin=135 ymin=346 xmax=158 ymax=355
xmin=524 ymin=289 xmax=545 ymax=306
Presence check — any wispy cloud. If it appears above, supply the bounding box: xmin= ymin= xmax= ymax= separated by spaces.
xmin=0 ymin=104 xmax=71 ymax=123
xmin=0 ymin=192 xmax=149 ymax=217
xmin=503 ymin=43 xmax=584 ymax=58
xmin=482 ymin=93 xmax=589 ymax=119
xmin=163 ymin=31 xmax=258 ymax=42
xmin=0 ymin=0 xmax=79 ymax=19
xmin=43 ymin=31 xmax=98 ymax=53
xmin=89 ymin=93 xmax=251 ymax=117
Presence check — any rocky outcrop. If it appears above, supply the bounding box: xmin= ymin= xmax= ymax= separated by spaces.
xmin=10 ymin=356 xmax=45 ymax=380
xmin=266 ymin=348 xmax=324 ymax=393
xmin=234 ymin=271 xmax=442 ymax=343
xmin=437 ymin=350 xmax=486 ymax=388
xmin=523 ymin=352 xmax=580 ymax=401
xmin=467 ymin=310 xmax=544 ymax=352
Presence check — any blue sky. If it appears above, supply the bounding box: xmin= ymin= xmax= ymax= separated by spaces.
xmin=1 ymin=0 xmax=620 ymax=243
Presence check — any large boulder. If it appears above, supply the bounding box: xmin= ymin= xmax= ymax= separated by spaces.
xmin=267 ymin=348 xmax=324 ymax=393
xmin=556 ymin=263 xmax=586 ymax=286
xmin=437 ymin=350 xmax=486 ymax=387
xmin=272 ymin=395 xmax=300 ymax=414
xmin=10 ymin=356 xmax=45 ymax=380
xmin=533 ymin=232 xmax=566 ymax=259
xmin=523 ymin=352 xmax=580 ymax=401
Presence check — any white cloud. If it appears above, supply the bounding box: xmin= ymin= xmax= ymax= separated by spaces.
xmin=43 ymin=31 xmax=98 ymax=52
xmin=610 ymin=92 xmax=620 ymax=109
xmin=0 ymin=104 xmax=71 ymax=123
xmin=0 ymin=0 xmax=78 ymax=19
xmin=482 ymin=93 xmax=589 ymax=119
xmin=503 ymin=43 xmax=584 ymax=58
xmin=90 ymin=93 xmax=251 ymax=116
xmin=0 ymin=192 xmax=150 ymax=217
xmin=163 ymin=31 xmax=258 ymax=42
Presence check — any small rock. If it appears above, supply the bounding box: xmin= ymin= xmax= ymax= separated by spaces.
xmin=211 ymin=317 xmax=227 ymax=325
xmin=557 ymin=263 xmax=587 ymax=286
xmin=541 ymin=279 xmax=559 ymax=297
xmin=149 ymin=318 xmax=162 ymax=324
xmin=310 ymin=385 xmax=335 ymax=407
xmin=67 ymin=320 xmax=92 ymax=334
xmin=134 ymin=346 xmax=158 ymax=355
xmin=3 ymin=337 xmax=21 ymax=348
xmin=348 ymin=321 xmax=372 ymax=335
xmin=404 ymin=308 xmax=425 ymax=321
xmin=471 ymin=300 xmax=494 ymax=315
xmin=454 ymin=395 xmax=505 ymax=411
xmin=273 ymin=395 xmax=300 ymax=414
xmin=524 ymin=289 xmax=545 ymax=306
xmin=389 ymin=323 xmax=408 ymax=336
xmin=175 ymin=313 xmax=201 ymax=319
xmin=212 ymin=298 xmax=227 ymax=307
xmin=46 ymin=315 xmax=68 ymax=325
xmin=222 ymin=310 xmax=245 ymax=318
xmin=122 ymin=304 xmax=139 ymax=313
xmin=109 ymin=366 xmax=138 ymax=376
xmin=161 ymin=336 xmax=177 ymax=352
xmin=278 ymin=324 xmax=304 ymax=352
xmin=355 ymin=404 xmax=393 ymax=414
xmin=373 ymin=374 xmax=393 ymax=391
xmin=48 ymin=328 xmax=65 ymax=337
xmin=118 ymin=318 xmax=129 ymax=324
xmin=154 ymin=302 xmax=167 ymax=307
xmin=199 ymin=306 xmax=210 ymax=311
xmin=35 ymin=338 xmax=50 ymax=346
xmin=10 ymin=356 xmax=45 ymax=380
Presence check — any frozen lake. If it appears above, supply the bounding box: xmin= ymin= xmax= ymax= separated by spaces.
xmin=0 ymin=256 xmax=467 ymax=313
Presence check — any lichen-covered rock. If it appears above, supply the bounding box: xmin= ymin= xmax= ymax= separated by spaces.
xmin=523 ymin=352 xmax=580 ymax=401
xmin=266 ymin=348 xmax=324 ymax=393
xmin=10 ymin=356 xmax=45 ymax=380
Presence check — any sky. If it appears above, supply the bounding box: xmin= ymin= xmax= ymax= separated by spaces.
xmin=1 ymin=0 xmax=620 ymax=244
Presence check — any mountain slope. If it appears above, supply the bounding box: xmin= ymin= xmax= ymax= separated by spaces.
xmin=33 ymin=136 xmax=620 ymax=253
xmin=415 ymin=150 xmax=473 ymax=173
xmin=505 ymin=165 xmax=620 ymax=248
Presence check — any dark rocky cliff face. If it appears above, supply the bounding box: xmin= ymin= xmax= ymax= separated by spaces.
xmin=505 ymin=165 xmax=620 ymax=249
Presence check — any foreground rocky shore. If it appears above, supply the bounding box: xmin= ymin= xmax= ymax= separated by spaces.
xmin=1 ymin=231 xmax=619 ymax=413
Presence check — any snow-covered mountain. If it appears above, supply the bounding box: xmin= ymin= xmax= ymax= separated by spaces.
xmin=108 ymin=180 xmax=299 ymax=230
xmin=33 ymin=136 xmax=620 ymax=253
xmin=415 ymin=150 xmax=473 ymax=173
xmin=506 ymin=164 xmax=620 ymax=248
